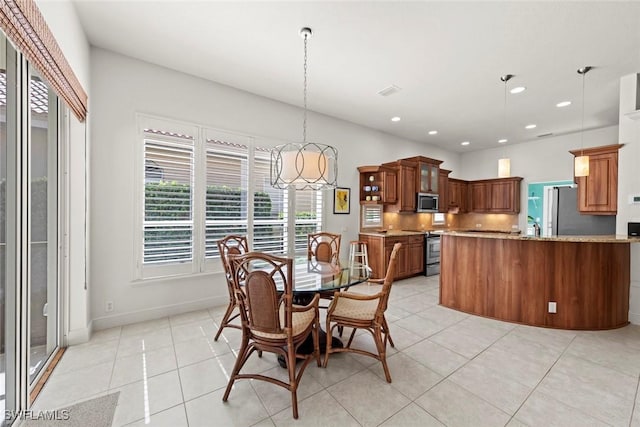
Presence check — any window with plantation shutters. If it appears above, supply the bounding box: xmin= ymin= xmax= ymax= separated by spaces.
xmin=205 ymin=139 xmax=249 ymax=258
xmin=137 ymin=116 xmax=325 ymax=278
xmin=294 ymin=190 xmax=322 ymax=253
xmin=143 ymin=130 xmax=194 ymax=264
xmin=253 ymin=148 xmax=288 ymax=255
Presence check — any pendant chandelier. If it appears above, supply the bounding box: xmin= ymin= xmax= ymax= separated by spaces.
xmin=498 ymin=74 xmax=512 ymax=178
xmin=574 ymin=66 xmax=591 ymax=177
xmin=270 ymin=27 xmax=338 ymax=190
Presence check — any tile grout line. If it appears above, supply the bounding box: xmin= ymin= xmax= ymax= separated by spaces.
xmin=629 ymin=373 xmax=640 ymax=427
xmin=504 ymin=332 xmax=579 ymax=426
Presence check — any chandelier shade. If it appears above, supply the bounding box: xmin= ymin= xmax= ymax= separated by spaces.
xmin=271 ymin=142 xmax=338 ymax=190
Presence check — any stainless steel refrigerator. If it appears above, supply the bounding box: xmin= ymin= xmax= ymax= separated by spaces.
xmin=551 ymin=186 xmax=616 ymax=235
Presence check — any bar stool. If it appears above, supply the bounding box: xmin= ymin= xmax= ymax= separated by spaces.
xmin=348 ymin=240 xmax=370 ymax=279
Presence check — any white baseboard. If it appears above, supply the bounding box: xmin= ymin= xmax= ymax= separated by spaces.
xmin=629 ymin=312 xmax=640 ymax=326
xmin=91 ymin=296 xmax=227 ymax=331
xmin=66 ymin=321 xmax=92 ymax=345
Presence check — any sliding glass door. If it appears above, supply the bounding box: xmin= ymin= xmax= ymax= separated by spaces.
xmin=28 ymin=69 xmax=58 ymax=384
xmin=0 ymin=30 xmax=62 ymax=425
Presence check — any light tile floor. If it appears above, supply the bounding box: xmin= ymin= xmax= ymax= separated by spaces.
xmin=33 ymin=275 xmax=640 ymax=426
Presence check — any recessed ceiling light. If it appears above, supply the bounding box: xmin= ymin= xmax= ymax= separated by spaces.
xmin=556 ymin=101 xmax=572 ymax=107
xmin=525 ymin=124 xmax=537 ymax=129
xmin=510 ymin=86 xmax=526 ymax=94
xmin=498 ymin=139 xmax=508 ymax=143
xmin=391 ymin=116 xmax=401 ymax=122
xmin=461 ymin=141 xmax=470 ymax=146
xmin=428 ymin=130 xmax=438 ymax=135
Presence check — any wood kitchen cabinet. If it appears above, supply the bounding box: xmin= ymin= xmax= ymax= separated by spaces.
xmin=359 ymin=233 xmax=424 ymax=280
xmin=358 ymin=165 xmax=397 ymax=204
xmin=382 ymin=160 xmax=417 ymax=213
xmin=469 ymin=177 xmax=522 ymax=213
xmin=448 ymin=178 xmax=468 ymax=213
xmin=402 ymin=156 xmax=443 ymax=194
xmin=438 ymin=169 xmax=451 ymax=213
xmin=469 ymin=182 xmax=490 ymax=212
xmin=569 ymin=144 xmax=623 ymax=215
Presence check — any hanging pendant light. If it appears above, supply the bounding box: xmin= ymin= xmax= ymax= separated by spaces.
xmin=574 ymin=66 xmax=591 ymax=177
xmin=271 ymin=27 xmax=338 ymax=190
xmin=498 ymin=74 xmax=513 ymax=178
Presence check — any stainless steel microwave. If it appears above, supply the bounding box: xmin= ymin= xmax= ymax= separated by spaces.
xmin=417 ymin=193 xmax=439 ymax=212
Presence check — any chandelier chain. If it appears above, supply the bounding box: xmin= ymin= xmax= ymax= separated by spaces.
xmin=303 ymin=31 xmax=308 ymax=143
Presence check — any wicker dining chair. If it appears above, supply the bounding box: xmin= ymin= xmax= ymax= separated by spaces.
xmin=307 ymin=232 xmax=341 ymax=264
xmin=323 ymin=242 xmax=402 ymax=383
xmin=222 ymin=252 xmax=320 ymax=419
xmin=214 ymin=235 xmax=249 ymax=341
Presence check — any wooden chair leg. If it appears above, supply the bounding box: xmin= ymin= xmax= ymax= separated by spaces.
xmin=374 ymin=325 xmax=392 ymax=383
xmin=214 ymin=302 xmax=236 ymax=341
xmin=382 ymin=316 xmax=394 ymax=348
xmin=287 ymin=344 xmax=299 ymax=419
xmin=346 ymin=327 xmax=357 ymax=348
xmin=313 ymin=320 xmax=321 ymax=367
xmin=323 ymin=320 xmax=333 ymax=368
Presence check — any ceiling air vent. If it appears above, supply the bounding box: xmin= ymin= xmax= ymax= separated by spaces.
xmin=537 ymin=132 xmax=554 ymax=138
xmin=377 ymin=85 xmax=402 ymax=97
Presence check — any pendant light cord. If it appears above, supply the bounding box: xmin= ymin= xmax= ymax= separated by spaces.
xmin=302 ymin=31 xmax=308 ymax=143
xmin=503 ymin=77 xmax=507 ymax=155
xmin=580 ymin=69 xmax=585 ymax=156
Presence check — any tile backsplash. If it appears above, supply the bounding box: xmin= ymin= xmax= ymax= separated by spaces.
xmin=377 ymin=212 xmax=519 ymax=232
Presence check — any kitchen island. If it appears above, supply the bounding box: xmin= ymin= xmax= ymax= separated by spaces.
xmin=440 ymin=232 xmax=636 ymax=330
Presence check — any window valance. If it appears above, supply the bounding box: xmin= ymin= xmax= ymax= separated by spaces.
xmin=0 ymin=0 xmax=87 ymax=121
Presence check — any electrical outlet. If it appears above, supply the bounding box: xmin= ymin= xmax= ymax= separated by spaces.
xmin=105 ymin=301 xmax=114 ymax=312
xmin=475 ymin=223 xmax=482 ymax=228
xmin=388 ymin=224 xmax=394 ymax=229
xmin=548 ymin=301 xmax=557 ymax=313
xmin=512 ymin=225 xmax=519 ymax=229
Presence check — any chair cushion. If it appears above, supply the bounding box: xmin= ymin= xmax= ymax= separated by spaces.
xmin=331 ymin=293 xmax=380 ymax=320
xmin=252 ymin=305 xmax=316 ymax=339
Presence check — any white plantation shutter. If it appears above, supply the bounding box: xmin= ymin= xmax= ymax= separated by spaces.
xmin=362 ymin=205 xmax=383 ymax=228
xmin=253 ymin=148 xmax=288 ymax=255
xmin=205 ymin=139 xmax=249 ymax=258
xmin=294 ymin=190 xmax=323 ymax=254
xmin=138 ymin=117 xmax=326 ymax=276
xmin=143 ymin=130 xmax=194 ymax=264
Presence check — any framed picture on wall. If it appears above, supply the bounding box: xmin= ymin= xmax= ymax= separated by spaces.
xmin=333 ymin=187 xmax=350 ymax=214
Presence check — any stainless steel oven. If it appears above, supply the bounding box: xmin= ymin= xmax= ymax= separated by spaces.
xmin=425 ymin=232 xmax=441 ymax=276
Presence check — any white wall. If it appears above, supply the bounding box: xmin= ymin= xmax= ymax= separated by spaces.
xmin=36 ymin=1 xmax=92 ymax=344
xmin=618 ymin=74 xmax=640 ymax=325
xmin=89 ymin=47 xmax=460 ymax=329
xmin=458 ymin=125 xmax=620 ymax=231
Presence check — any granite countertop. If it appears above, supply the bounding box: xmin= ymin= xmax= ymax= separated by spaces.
xmin=358 ymin=228 xmax=518 ymax=237
xmin=443 ymin=231 xmax=640 ymax=243
xmin=359 ymin=230 xmax=427 ymax=237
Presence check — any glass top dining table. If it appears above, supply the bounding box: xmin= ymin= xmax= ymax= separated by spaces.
xmin=276 ymin=258 xmax=370 ymax=294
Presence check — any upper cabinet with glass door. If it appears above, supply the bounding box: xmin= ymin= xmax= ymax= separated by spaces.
xmin=402 ymin=156 xmax=443 ymax=195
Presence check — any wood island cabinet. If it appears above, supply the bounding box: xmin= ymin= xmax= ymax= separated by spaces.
xmin=359 ymin=233 xmax=424 ymax=280
xmin=448 ymin=178 xmax=468 ymax=213
xmin=569 ymin=144 xmax=623 ymax=215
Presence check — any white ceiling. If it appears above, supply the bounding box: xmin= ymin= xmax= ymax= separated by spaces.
xmin=72 ymin=1 xmax=640 ymax=153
